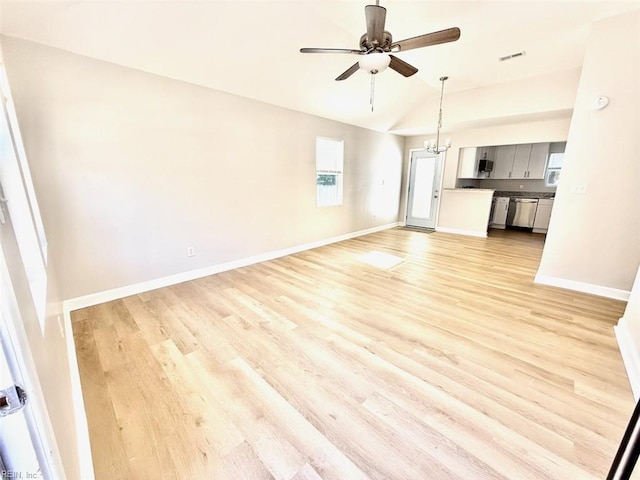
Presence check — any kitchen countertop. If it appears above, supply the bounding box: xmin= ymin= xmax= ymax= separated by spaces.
xmin=445 ymin=188 xmax=495 ymax=192
xmin=493 ymin=190 xmax=555 ymax=199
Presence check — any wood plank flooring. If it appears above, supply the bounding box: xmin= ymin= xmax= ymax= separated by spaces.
xmin=72 ymin=228 xmax=635 ymax=479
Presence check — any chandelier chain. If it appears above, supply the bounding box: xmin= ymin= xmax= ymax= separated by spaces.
xmin=426 ymin=76 xmax=449 ymax=154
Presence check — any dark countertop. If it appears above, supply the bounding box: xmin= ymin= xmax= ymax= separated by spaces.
xmin=494 ymin=190 xmax=555 ymax=199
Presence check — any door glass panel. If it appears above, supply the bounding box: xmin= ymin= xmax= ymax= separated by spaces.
xmin=410 ymin=156 xmax=436 ymax=219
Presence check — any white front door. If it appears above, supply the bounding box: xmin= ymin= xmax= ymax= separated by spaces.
xmin=406 ymin=149 xmax=444 ymax=228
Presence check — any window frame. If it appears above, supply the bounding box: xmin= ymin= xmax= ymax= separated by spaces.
xmin=315 ymin=137 xmax=344 ymax=207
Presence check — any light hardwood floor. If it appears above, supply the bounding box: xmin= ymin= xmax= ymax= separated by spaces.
xmin=72 ymin=228 xmax=635 ymax=480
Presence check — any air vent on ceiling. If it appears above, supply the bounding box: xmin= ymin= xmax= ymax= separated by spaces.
xmin=499 ymin=51 xmax=526 ymax=62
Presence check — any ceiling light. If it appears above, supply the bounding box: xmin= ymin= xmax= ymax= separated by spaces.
xmin=358 ymin=52 xmax=391 ymax=74
xmin=359 ymin=52 xmax=391 ymax=112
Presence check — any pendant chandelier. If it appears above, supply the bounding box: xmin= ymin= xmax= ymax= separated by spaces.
xmin=424 ymin=76 xmax=451 ymax=154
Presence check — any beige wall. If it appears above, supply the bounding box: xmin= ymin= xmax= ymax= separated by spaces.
xmin=2 ymin=37 xmax=405 ymax=300
xmin=537 ymin=10 xmax=640 ymax=292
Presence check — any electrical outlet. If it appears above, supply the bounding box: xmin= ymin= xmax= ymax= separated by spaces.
xmin=187 ymin=246 xmax=196 ymax=257
xmin=519 ymin=184 xmax=524 ymax=190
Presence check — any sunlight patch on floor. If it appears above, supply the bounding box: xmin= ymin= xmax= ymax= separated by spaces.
xmin=359 ymin=251 xmax=405 ymax=270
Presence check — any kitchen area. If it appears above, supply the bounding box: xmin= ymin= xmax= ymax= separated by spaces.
xmin=452 ymin=141 xmax=565 ymax=235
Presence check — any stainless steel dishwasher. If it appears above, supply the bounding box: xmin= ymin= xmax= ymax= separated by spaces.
xmin=506 ymin=198 xmax=538 ymax=229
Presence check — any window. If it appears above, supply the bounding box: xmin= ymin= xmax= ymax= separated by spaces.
xmin=316 ymin=137 xmax=344 ymax=207
xmin=545 ymin=152 xmax=564 ymax=187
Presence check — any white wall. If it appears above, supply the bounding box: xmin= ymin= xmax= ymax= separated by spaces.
xmin=391 ymin=68 xmax=580 ymax=134
xmin=537 ymin=10 xmax=640 ymax=294
xmin=1 ymin=36 xmax=405 ymax=301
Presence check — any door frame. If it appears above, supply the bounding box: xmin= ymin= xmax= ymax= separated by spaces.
xmin=0 ymin=249 xmax=64 ymax=478
xmin=0 ymin=45 xmax=65 ymax=478
xmin=403 ymin=147 xmax=447 ymax=228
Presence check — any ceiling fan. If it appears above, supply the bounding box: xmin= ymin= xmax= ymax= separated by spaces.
xmin=300 ymin=1 xmax=461 ymax=82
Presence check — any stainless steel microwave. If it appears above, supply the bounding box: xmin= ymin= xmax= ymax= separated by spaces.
xmin=479 ymin=159 xmax=494 ymax=172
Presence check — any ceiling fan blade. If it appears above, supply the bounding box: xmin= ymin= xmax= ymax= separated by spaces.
xmin=389 ymin=55 xmax=418 ymax=77
xmin=335 ymin=63 xmax=360 ymax=81
xmin=365 ymin=5 xmax=386 ymax=45
xmin=300 ymin=47 xmax=363 ymax=54
xmin=391 ymin=27 xmax=461 ymax=52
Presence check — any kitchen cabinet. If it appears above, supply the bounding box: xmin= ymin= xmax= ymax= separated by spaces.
xmin=457 ymin=147 xmax=480 ymax=178
xmin=491 ymin=197 xmax=510 ymax=229
xmin=493 ymin=145 xmax=516 ymax=179
xmin=512 ymin=143 xmax=550 ymax=179
xmin=493 ymin=142 xmax=550 ymax=179
xmin=527 ymin=143 xmax=550 ymax=179
xmin=457 ymin=146 xmax=495 ymax=179
xmin=511 ymin=144 xmax=532 ymax=179
xmin=533 ymin=198 xmax=554 ymax=233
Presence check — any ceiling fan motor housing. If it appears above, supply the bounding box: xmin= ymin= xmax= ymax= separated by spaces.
xmin=360 ymin=31 xmax=393 ymax=52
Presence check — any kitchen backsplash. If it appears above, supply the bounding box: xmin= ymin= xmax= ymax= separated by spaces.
xmin=456 ymin=178 xmax=556 ymax=193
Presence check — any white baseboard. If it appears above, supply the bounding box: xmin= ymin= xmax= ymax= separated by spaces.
xmin=435 ymin=226 xmax=488 ymax=238
xmin=63 ymin=222 xmax=401 ymax=313
xmin=63 ymin=309 xmax=95 ymax=480
xmin=615 ymin=316 xmax=640 ymax=401
xmin=534 ymin=274 xmax=631 ymax=301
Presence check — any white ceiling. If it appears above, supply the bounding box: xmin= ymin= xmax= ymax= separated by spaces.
xmin=1 ymin=0 xmax=639 ymax=134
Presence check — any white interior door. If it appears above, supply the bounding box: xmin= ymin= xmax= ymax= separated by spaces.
xmin=0 ymin=212 xmax=52 ymax=478
xmin=0 ymin=192 xmax=57 ymax=479
xmin=0 ymin=310 xmax=40 ymax=478
xmin=0 ymin=51 xmax=60 ymax=478
xmin=406 ymin=149 xmax=444 ymax=228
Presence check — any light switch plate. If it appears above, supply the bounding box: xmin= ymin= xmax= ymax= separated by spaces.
xmin=571 ymin=184 xmax=587 ymax=194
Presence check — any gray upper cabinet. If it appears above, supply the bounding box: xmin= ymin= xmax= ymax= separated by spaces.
xmin=457 ymin=142 xmax=553 ymax=180
xmin=493 ymin=145 xmax=516 ymax=179
xmin=511 ymin=142 xmax=549 ymax=179
xmin=511 ymin=144 xmax=533 ymax=179
xmin=490 ymin=142 xmax=550 ymax=179
xmin=527 ymin=143 xmax=550 ymax=179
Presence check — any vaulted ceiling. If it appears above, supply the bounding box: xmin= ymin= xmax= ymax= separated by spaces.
xmin=1 ymin=1 xmax=638 ymax=135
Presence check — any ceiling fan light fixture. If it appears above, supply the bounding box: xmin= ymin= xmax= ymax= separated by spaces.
xmin=358 ymin=52 xmax=391 ymax=74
